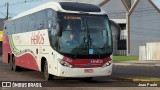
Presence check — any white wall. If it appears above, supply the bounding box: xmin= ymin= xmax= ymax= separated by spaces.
xmin=130 ymin=0 xmax=160 ymax=55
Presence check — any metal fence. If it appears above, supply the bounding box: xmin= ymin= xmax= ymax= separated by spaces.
xmin=112 ymin=35 xmax=127 ymax=56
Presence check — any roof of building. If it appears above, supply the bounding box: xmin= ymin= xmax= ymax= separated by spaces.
xmin=98 ymin=0 xmax=137 ymax=11
xmin=151 ymin=0 xmax=160 ymax=9
xmin=129 ymin=0 xmax=160 ymax=16
xmin=99 ymin=0 xmax=130 ymax=19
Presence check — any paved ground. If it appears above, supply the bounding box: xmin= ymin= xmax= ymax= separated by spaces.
xmin=114 ymin=60 xmax=160 ymax=67
xmin=0 ymin=60 xmax=137 ymax=86
xmin=113 ymin=61 xmax=160 ymax=78
xmin=0 ymin=59 xmax=160 ymax=90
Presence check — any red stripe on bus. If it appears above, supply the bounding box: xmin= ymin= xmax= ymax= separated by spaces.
xmin=2 ymin=35 xmax=12 ymax=63
xmin=63 ymin=56 xmax=111 ymax=68
xmin=16 ymin=53 xmax=39 ymax=71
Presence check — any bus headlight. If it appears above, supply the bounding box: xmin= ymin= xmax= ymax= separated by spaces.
xmin=102 ymin=61 xmax=112 ymax=68
xmin=58 ymin=59 xmax=73 ymax=68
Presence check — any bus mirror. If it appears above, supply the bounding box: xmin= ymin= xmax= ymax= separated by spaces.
xmin=56 ymin=22 xmax=62 ymax=37
xmin=109 ymin=20 xmax=120 ymax=40
xmin=4 ymin=26 xmax=7 ymax=29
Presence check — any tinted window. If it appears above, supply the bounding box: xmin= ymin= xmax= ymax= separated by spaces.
xmin=29 ymin=14 xmax=36 ymax=31
xmin=16 ymin=19 xmax=22 ymax=33
xmin=22 ymin=16 xmax=29 ymax=32
xmin=36 ymin=10 xmax=47 ymax=30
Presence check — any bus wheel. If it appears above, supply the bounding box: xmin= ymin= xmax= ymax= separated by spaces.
xmin=12 ymin=57 xmax=20 ymax=72
xmin=9 ymin=56 xmax=13 ymax=71
xmin=82 ymin=77 xmax=93 ymax=81
xmin=44 ymin=61 xmax=53 ymax=80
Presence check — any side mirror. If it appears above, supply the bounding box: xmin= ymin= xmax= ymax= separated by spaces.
xmin=56 ymin=22 xmax=62 ymax=37
xmin=4 ymin=26 xmax=7 ymax=29
xmin=110 ymin=20 xmax=127 ymax=50
xmin=109 ymin=20 xmax=120 ymax=40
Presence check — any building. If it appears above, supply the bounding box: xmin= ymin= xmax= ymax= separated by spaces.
xmin=99 ymin=0 xmax=159 ymax=56
xmin=128 ymin=0 xmax=160 ymax=55
xmin=99 ymin=0 xmax=136 ymax=55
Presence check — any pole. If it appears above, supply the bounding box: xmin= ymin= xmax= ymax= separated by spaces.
xmin=6 ymin=2 xmax=9 ymax=19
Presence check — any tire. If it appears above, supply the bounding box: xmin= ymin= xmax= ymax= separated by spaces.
xmin=82 ymin=77 xmax=93 ymax=81
xmin=9 ymin=56 xmax=13 ymax=71
xmin=44 ymin=61 xmax=53 ymax=80
xmin=12 ymin=56 xmax=20 ymax=72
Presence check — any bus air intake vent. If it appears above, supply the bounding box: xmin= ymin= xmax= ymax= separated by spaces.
xmin=59 ymin=2 xmax=101 ymax=12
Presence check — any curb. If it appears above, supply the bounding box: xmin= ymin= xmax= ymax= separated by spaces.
xmin=111 ymin=77 xmax=160 ymax=82
xmin=113 ymin=63 xmax=160 ymax=67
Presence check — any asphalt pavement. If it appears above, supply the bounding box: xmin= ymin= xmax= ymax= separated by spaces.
xmin=0 ymin=58 xmax=160 ymax=90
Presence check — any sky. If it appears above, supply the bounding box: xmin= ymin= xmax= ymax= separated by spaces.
xmin=0 ymin=0 xmax=159 ymax=18
xmin=152 ymin=0 xmax=160 ymax=8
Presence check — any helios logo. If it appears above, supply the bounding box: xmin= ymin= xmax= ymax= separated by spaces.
xmin=31 ymin=31 xmax=45 ymax=44
xmin=91 ymin=59 xmax=103 ymax=64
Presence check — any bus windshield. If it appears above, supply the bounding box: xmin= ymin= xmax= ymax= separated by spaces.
xmin=57 ymin=13 xmax=112 ymax=58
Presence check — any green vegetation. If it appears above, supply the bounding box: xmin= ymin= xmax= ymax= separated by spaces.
xmin=112 ymin=56 xmax=138 ymax=63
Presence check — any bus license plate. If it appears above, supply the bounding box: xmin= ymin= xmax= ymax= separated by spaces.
xmin=84 ymin=69 xmax=93 ymax=73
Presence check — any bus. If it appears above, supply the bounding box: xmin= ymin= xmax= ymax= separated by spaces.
xmin=0 ymin=19 xmax=4 ymax=55
xmin=3 ymin=2 xmax=119 ymax=80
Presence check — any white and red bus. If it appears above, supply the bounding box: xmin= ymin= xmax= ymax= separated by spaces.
xmin=3 ymin=2 xmax=118 ymax=80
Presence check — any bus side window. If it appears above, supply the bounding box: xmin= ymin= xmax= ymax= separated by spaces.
xmin=7 ymin=22 xmax=10 ymax=34
xmin=16 ymin=19 xmax=22 ymax=33
xmin=29 ymin=14 xmax=36 ymax=31
xmin=48 ymin=19 xmax=57 ymax=37
xmin=48 ymin=9 xmax=57 ymax=36
xmin=22 ymin=16 xmax=29 ymax=32
xmin=12 ymin=21 xmax=16 ymax=34
xmin=47 ymin=9 xmax=52 ymax=18
xmin=9 ymin=21 xmax=14 ymax=34
xmin=15 ymin=20 xmax=18 ymax=33
xmin=36 ymin=10 xmax=47 ymax=30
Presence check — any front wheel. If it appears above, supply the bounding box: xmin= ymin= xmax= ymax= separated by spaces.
xmin=44 ymin=61 xmax=53 ymax=80
xmin=85 ymin=77 xmax=93 ymax=81
xmin=82 ymin=77 xmax=93 ymax=81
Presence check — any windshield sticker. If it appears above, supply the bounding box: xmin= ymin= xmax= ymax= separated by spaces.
xmin=89 ymin=49 xmax=94 ymax=54
xmin=64 ymin=16 xmax=81 ymax=20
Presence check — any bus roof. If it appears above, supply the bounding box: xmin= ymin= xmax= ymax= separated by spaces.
xmin=12 ymin=2 xmax=106 ymax=20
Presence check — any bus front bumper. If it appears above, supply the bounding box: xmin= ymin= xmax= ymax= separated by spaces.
xmin=57 ymin=64 xmax=112 ymax=77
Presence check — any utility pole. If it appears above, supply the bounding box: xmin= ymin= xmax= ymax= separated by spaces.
xmin=6 ymin=2 xmax=9 ymax=20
